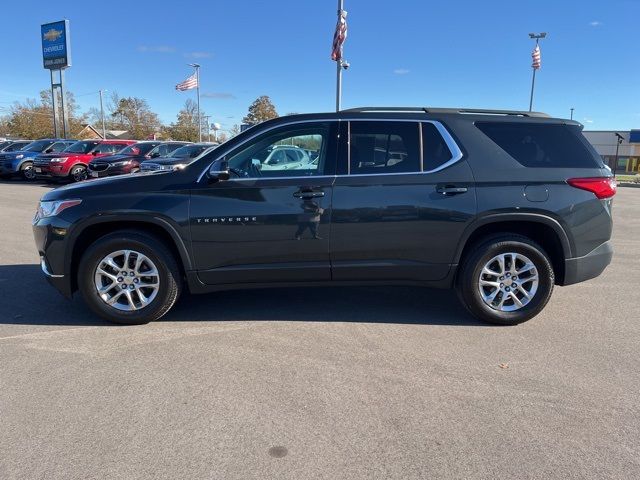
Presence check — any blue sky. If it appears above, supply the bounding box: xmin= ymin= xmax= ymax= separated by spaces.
xmin=1 ymin=0 xmax=639 ymax=132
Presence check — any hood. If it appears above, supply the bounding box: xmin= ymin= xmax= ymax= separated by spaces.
xmin=145 ymin=156 xmax=191 ymax=166
xmin=89 ymin=154 xmax=136 ymax=164
xmin=1 ymin=150 xmax=38 ymax=159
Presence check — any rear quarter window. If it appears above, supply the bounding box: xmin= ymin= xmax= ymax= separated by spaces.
xmin=476 ymin=122 xmax=603 ymax=168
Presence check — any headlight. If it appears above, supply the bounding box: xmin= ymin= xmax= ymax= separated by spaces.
xmin=50 ymin=157 xmax=68 ymax=163
xmin=15 ymin=154 xmax=24 ymax=159
xmin=36 ymin=199 xmax=82 ymax=219
xmin=112 ymin=160 xmax=132 ymax=167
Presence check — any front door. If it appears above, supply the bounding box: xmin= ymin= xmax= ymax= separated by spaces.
xmin=330 ymin=120 xmax=477 ymax=282
xmin=190 ymin=121 xmax=338 ymax=285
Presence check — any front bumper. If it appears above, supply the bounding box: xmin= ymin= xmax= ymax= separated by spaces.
xmin=563 ymin=240 xmax=613 ymax=286
xmin=33 ymin=217 xmax=73 ymax=298
xmin=34 ymin=163 xmax=68 ymax=178
xmin=89 ymin=162 xmax=138 ymax=178
xmin=0 ymin=161 xmax=19 ymax=175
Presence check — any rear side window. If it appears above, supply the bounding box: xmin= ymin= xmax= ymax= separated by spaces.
xmin=350 ymin=121 xmax=420 ymax=174
xmin=422 ymin=123 xmax=453 ymax=171
xmin=476 ymin=122 xmax=601 ymax=168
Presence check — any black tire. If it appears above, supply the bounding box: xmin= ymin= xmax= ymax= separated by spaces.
xmin=20 ymin=161 xmax=36 ymax=181
xmin=69 ymin=165 xmax=87 ymax=182
xmin=78 ymin=230 xmax=182 ymax=325
xmin=456 ymin=234 xmax=554 ymax=325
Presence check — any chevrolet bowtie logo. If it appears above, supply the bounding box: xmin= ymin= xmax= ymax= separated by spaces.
xmin=194 ymin=217 xmax=258 ymax=224
xmin=43 ymin=28 xmax=63 ymax=42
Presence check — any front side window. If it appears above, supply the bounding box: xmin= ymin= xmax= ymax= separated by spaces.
xmin=226 ymin=124 xmax=330 ymax=178
xmin=349 ymin=121 xmax=420 ymax=174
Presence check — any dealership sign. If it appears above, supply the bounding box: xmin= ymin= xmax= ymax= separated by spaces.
xmin=41 ymin=20 xmax=71 ymax=69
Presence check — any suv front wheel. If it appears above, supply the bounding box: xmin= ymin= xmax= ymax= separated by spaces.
xmin=78 ymin=230 xmax=182 ymax=324
xmin=457 ymin=234 xmax=554 ymax=325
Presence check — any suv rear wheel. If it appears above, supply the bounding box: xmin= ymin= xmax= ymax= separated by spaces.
xmin=78 ymin=231 xmax=182 ymax=325
xmin=457 ymin=234 xmax=554 ymax=325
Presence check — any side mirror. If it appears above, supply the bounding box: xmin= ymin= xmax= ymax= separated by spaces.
xmin=92 ymin=151 xmax=99 ymax=156
xmin=150 ymin=151 xmax=161 ymax=158
xmin=44 ymin=147 xmax=53 ymax=153
xmin=208 ymin=159 xmax=230 ymax=182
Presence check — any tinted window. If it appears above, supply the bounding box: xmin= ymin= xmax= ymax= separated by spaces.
xmin=422 ymin=123 xmax=453 ymax=171
xmin=119 ymin=143 xmax=158 ymax=155
xmin=476 ymin=122 xmax=602 ymax=168
xmin=23 ymin=140 xmax=53 ymax=152
xmin=64 ymin=141 xmax=99 ymax=153
xmin=227 ymin=124 xmax=329 ymax=178
xmin=50 ymin=141 xmax=69 ymax=153
xmin=350 ymin=121 xmax=420 ymax=174
xmin=5 ymin=142 xmax=31 ymax=152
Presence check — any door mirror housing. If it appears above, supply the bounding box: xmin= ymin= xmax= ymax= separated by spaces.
xmin=208 ymin=159 xmax=230 ymax=182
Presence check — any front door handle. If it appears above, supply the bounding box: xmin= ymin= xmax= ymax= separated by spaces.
xmin=294 ymin=190 xmax=325 ymax=199
xmin=436 ymin=185 xmax=468 ymax=195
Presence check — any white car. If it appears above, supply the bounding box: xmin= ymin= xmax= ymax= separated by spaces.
xmin=259 ymin=146 xmax=311 ymax=171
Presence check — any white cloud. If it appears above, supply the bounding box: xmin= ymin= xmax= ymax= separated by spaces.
xmin=583 ymin=118 xmax=594 ymax=124
xmin=589 ymin=21 xmax=602 ymax=27
xmin=185 ymin=51 xmax=213 ymax=59
xmin=393 ymin=68 xmax=410 ymax=75
xmin=137 ymin=45 xmax=176 ymax=53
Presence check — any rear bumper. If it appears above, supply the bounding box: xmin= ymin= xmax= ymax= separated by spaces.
xmin=563 ymin=240 xmax=613 ymax=286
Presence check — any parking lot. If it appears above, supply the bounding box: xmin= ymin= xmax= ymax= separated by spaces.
xmin=0 ymin=179 xmax=638 ymax=479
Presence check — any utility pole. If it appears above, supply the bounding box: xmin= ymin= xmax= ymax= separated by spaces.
xmin=188 ymin=63 xmax=201 ymax=141
xmin=99 ymin=89 xmax=107 ymax=139
xmin=570 ymin=107 xmax=574 ymax=120
xmin=528 ymin=32 xmax=547 ymax=112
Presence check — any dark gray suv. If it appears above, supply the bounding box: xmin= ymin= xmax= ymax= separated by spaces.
xmin=33 ymin=107 xmax=615 ymax=325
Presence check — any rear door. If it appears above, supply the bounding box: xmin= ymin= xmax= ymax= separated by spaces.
xmin=330 ymin=119 xmax=477 ymax=282
xmin=190 ymin=121 xmax=338 ymax=285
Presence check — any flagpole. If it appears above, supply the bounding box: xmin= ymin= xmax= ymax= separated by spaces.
xmin=189 ymin=63 xmax=201 ymax=142
xmin=528 ymin=32 xmax=546 ymax=112
xmin=335 ymin=0 xmax=344 ymax=112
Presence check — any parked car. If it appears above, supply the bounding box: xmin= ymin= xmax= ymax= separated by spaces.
xmin=0 ymin=139 xmax=75 ymax=180
xmin=258 ymin=145 xmax=312 ymax=171
xmin=145 ymin=141 xmax=191 ymax=160
xmin=33 ymin=107 xmax=615 ymax=325
xmin=140 ymin=143 xmax=217 ymax=172
xmin=33 ymin=139 xmax=136 ymax=182
xmin=0 ymin=140 xmax=33 ymax=153
xmin=87 ymin=141 xmax=165 ymax=178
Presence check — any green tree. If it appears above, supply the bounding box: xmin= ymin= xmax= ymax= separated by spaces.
xmin=242 ymin=95 xmax=278 ymax=125
xmin=110 ymin=95 xmax=162 ymax=139
xmin=4 ymin=90 xmax=86 ymax=139
xmin=165 ymin=99 xmax=207 ymax=142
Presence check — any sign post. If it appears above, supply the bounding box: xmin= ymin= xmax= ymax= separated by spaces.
xmin=41 ymin=20 xmax=71 ymax=138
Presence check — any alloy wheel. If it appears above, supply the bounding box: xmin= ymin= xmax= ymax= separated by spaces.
xmin=478 ymin=252 xmax=539 ymax=312
xmin=94 ymin=250 xmax=160 ymax=311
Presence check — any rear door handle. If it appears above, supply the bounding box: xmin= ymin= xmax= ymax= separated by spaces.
xmin=436 ymin=185 xmax=468 ymax=195
xmin=294 ymin=190 xmax=325 ymax=199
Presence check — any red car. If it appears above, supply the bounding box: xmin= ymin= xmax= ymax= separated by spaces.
xmin=33 ymin=139 xmax=136 ymax=182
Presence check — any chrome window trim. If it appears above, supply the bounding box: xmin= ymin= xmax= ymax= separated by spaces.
xmin=197 ymin=117 xmax=464 ymax=182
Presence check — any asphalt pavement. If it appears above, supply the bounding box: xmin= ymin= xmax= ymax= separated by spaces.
xmin=0 ymin=179 xmax=638 ymax=480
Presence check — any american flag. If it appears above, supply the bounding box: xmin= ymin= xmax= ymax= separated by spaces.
xmin=331 ymin=9 xmax=348 ymax=61
xmin=175 ymin=73 xmax=198 ymax=91
xmin=531 ymin=44 xmax=541 ymax=70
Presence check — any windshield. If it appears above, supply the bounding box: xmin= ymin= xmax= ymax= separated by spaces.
xmin=171 ymin=144 xmax=211 ymax=159
xmin=63 ymin=141 xmax=100 ymax=154
xmin=118 ymin=143 xmax=157 ymax=156
xmin=23 ymin=140 xmax=53 ymax=152
xmin=4 ymin=142 xmax=30 ymax=152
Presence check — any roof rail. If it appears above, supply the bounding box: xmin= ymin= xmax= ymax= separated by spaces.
xmin=342 ymin=107 xmax=549 ymax=118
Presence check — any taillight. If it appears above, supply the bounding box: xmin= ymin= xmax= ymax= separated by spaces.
xmin=567 ymin=177 xmax=617 ymax=199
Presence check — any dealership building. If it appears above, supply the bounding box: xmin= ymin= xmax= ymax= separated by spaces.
xmin=583 ymin=130 xmax=640 ymax=174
